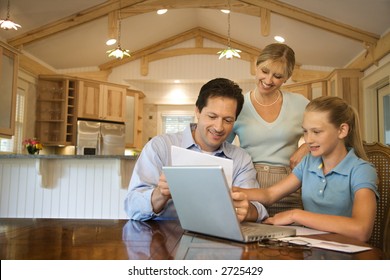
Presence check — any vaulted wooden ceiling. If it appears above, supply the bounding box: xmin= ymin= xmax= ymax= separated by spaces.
xmin=1 ymin=0 xmax=389 ymax=76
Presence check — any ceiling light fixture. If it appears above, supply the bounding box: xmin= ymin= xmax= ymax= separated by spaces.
xmin=274 ymin=35 xmax=285 ymax=43
xmin=157 ymin=9 xmax=168 ymax=15
xmin=0 ymin=0 xmax=21 ymax=30
xmin=106 ymin=38 xmax=117 ymax=46
xmin=106 ymin=8 xmax=130 ymax=59
xmin=217 ymin=0 xmax=241 ymax=60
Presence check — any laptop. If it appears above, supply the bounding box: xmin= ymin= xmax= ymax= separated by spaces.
xmin=162 ymin=165 xmax=296 ymax=243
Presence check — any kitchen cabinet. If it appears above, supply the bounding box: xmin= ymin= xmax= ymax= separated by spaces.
xmin=0 ymin=42 xmax=18 ymax=137
xmin=78 ymin=81 xmax=127 ymax=123
xmin=35 ymin=76 xmax=77 ymax=146
xmin=36 ymin=75 xmax=129 ymax=146
xmin=125 ymin=89 xmax=144 ymax=149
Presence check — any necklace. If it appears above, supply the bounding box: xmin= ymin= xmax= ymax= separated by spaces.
xmin=253 ymin=89 xmax=281 ymax=107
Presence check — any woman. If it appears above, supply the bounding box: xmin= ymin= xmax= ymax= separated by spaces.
xmin=228 ymin=43 xmax=309 ymax=216
xmin=237 ymin=96 xmax=378 ymax=241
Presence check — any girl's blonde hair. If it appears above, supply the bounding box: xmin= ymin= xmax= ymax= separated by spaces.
xmin=305 ymin=96 xmax=368 ymax=161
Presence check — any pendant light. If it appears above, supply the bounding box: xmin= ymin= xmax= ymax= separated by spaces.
xmin=0 ymin=0 xmax=21 ymax=30
xmin=106 ymin=7 xmax=130 ymax=59
xmin=217 ymin=0 xmax=241 ymax=60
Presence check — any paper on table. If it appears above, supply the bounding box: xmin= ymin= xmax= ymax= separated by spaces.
xmin=170 ymin=146 xmax=233 ymax=188
xmin=278 ymin=237 xmax=372 ymax=253
xmin=282 ymin=225 xmax=329 ymax=236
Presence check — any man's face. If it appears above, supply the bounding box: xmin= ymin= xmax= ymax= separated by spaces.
xmin=194 ymin=96 xmax=237 ymax=152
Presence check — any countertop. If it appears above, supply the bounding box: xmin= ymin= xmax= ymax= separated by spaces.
xmin=0 ymin=154 xmax=138 ymax=160
xmin=0 ymin=153 xmax=138 ymax=188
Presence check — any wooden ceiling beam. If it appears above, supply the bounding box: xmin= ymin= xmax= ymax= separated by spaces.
xmin=99 ymin=27 xmax=261 ymax=70
xmin=240 ymin=0 xmax=379 ymax=44
xmin=7 ymin=0 xmax=147 ymax=47
xmin=346 ymin=32 xmax=390 ymax=70
xmin=119 ymin=0 xmax=260 ymax=17
xmin=99 ymin=27 xmax=201 ymax=70
xmin=6 ymin=0 xmax=380 ymax=49
xmin=107 ymin=10 xmax=119 ymax=42
xmin=260 ymin=8 xmax=270 ymax=37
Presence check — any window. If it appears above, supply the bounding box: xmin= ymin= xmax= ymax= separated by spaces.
xmin=378 ymin=83 xmax=390 ymax=145
xmin=0 ymin=87 xmax=25 ymax=153
xmin=162 ymin=115 xmax=194 ymax=134
xmin=157 ymin=105 xmax=195 ymax=135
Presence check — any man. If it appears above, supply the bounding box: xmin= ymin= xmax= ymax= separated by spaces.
xmin=125 ymin=78 xmax=268 ymax=222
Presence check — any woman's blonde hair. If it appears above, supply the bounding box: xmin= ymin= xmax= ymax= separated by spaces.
xmin=256 ymin=43 xmax=295 ymax=79
xmin=305 ymin=96 xmax=368 ymax=161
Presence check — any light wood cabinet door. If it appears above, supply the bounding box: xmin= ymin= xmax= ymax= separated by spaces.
xmin=78 ymin=81 xmax=126 ymax=122
xmin=125 ymin=89 xmax=144 ymax=149
xmin=77 ymin=80 xmax=101 ymax=120
xmin=102 ymin=85 xmax=126 ymax=123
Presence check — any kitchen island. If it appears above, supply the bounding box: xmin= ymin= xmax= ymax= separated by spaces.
xmin=0 ymin=154 xmax=137 ymax=219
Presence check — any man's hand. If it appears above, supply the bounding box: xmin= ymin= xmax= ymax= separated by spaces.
xmin=156 ymin=173 xmax=171 ymax=197
xmin=151 ymin=173 xmax=172 ymax=213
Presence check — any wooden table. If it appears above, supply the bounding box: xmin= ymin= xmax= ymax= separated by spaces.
xmin=0 ymin=218 xmax=384 ymax=260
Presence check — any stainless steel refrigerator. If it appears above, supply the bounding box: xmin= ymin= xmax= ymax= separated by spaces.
xmin=76 ymin=120 xmax=125 ymax=155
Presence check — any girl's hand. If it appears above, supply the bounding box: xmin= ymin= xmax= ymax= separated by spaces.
xmin=263 ymin=210 xmax=297 ymax=225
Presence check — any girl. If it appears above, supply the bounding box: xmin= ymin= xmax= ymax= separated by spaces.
xmin=238 ymin=96 xmax=378 ymax=241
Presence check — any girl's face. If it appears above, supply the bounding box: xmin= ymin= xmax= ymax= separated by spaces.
xmin=255 ymin=59 xmax=288 ymax=94
xmin=302 ymin=111 xmax=348 ymax=158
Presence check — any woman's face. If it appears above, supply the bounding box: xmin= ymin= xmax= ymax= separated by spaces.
xmin=255 ymin=60 xmax=288 ymax=94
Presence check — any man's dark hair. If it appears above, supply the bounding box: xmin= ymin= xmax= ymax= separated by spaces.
xmin=195 ymin=78 xmax=244 ymax=119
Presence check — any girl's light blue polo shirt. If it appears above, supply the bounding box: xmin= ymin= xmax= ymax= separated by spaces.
xmin=293 ymin=148 xmax=379 ymax=217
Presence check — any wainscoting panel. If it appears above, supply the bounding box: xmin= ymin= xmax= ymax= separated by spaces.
xmin=0 ymin=158 xmax=134 ymax=219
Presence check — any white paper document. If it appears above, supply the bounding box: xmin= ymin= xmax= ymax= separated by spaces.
xmin=278 ymin=237 xmax=372 ymax=253
xmin=170 ymin=146 xmax=233 ymax=188
xmin=282 ymin=225 xmax=329 ymax=236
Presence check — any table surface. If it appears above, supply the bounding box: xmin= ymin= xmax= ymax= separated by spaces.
xmin=0 ymin=218 xmax=384 ymax=260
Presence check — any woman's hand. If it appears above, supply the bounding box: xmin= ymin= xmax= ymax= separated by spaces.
xmin=231 ymin=190 xmax=249 ymax=222
xmin=232 ymin=186 xmax=260 ymax=201
xmin=289 ymin=143 xmax=309 ymax=169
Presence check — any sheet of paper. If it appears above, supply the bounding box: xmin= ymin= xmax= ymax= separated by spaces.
xmin=170 ymin=146 xmax=233 ymax=188
xmin=278 ymin=237 xmax=372 ymax=253
xmin=282 ymin=225 xmax=329 ymax=236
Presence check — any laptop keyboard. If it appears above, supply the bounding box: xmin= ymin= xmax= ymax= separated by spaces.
xmin=241 ymin=223 xmax=276 ymax=240
xmin=241 ymin=225 xmax=265 ymax=235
